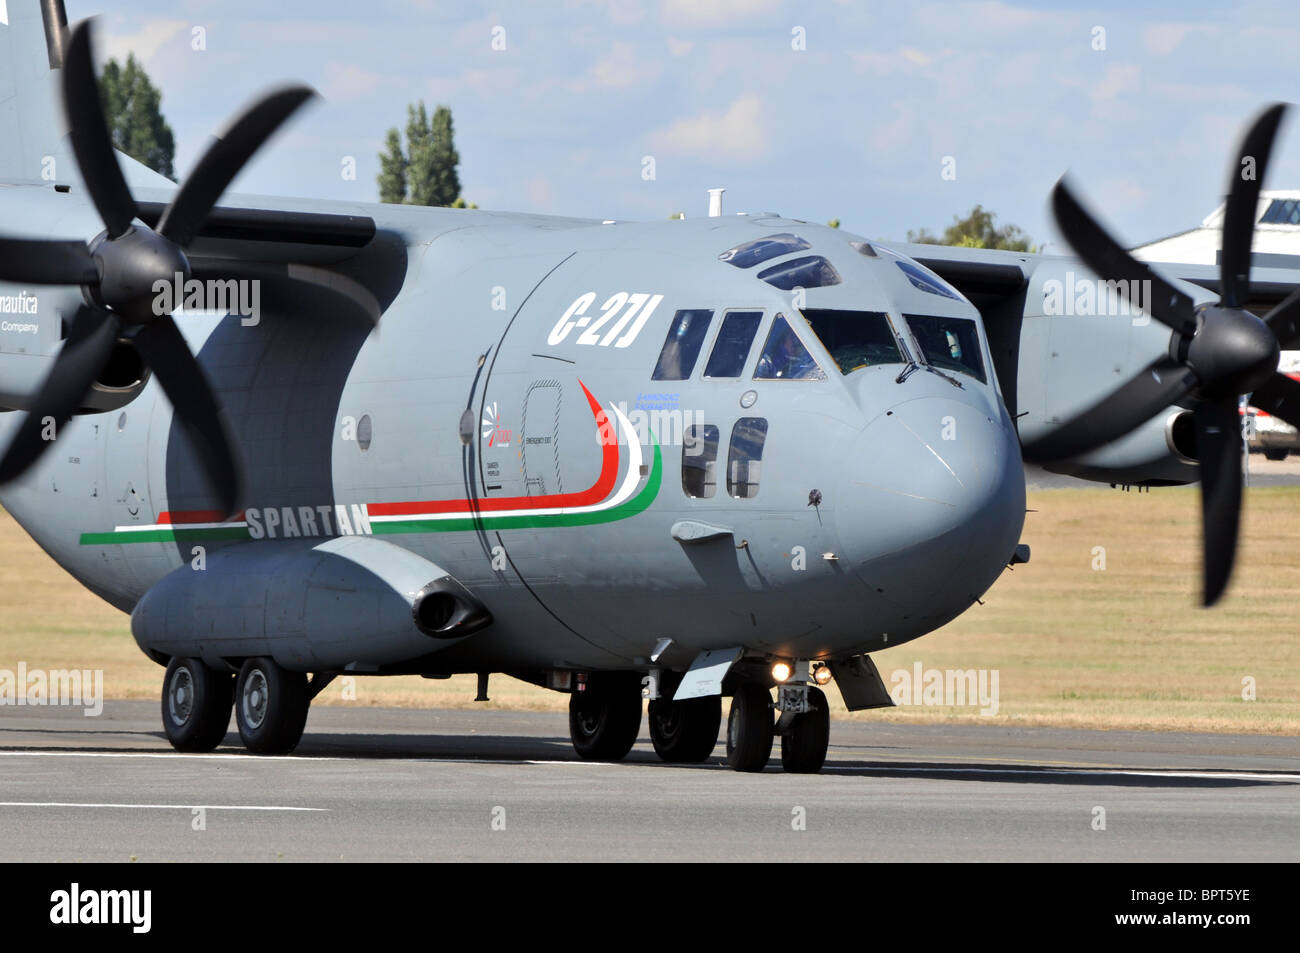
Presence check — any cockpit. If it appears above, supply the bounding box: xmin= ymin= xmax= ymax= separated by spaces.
xmin=646 ymin=231 xmax=992 ymax=389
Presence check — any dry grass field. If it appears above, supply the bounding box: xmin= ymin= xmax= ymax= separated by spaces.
xmin=1 ymin=485 xmax=1298 ymax=733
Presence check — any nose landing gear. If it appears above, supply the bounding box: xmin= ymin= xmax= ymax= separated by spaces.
xmin=725 ymin=673 xmax=831 ymax=773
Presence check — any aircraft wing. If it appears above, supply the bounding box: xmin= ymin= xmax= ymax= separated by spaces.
xmin=892 ymin=240 xmax=1300 ymax=330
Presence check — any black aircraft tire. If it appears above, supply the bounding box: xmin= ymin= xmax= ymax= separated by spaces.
xmin=569 ymin=675 xmax=643 ymax=761
xmin=726 ymin=684 xmax=774 ymax=772
xmin=1264 ymin=448 xmax=1289 ymax=461
xmin=161 ymin=657 xmax=234 ymax=752
xmin=780 ymin=686 xmax=830 ymax=774
xmin=235 ymin=657 xmax=310 ymax=755
xmin=648 ymin=695 xmax=722 ymax=763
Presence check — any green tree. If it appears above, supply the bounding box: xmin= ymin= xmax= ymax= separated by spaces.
xmin=378 ymin=101 xmax=465 ymax=207
xmin=907 ymin=204 xmax=1035 ymax=252
xmin=427 ymin=105 xmax=461 ymax=208
xmin=99 ymin=54 xmax=175 ymax=179
xmin=377 ymin=128 xmax=407 ymax=204
xmin=827 ymin=218 xmax=840 ymax=229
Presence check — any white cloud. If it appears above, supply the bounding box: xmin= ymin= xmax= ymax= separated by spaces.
xmin=654 ymin=94 xmax=767 ymax=160
xmin=585 ymin=41 xmax=663 ymax=89
xmin=1092 ymin=63 xmax=1140 ymax=102
xmin=660 ymin=0 xmax=784 ymax=28
xmin=1142 ymin=23 xmax=1210 ymax=57
xmin=526 ymin=174 xmax=554 ymax=209
xmin=666 ymin=35 xmax=694 ymax=57
xmin=99 ymin=17 xmax=187 ymax=68
xmin=320 ymin=63 xmax=389 ymax=104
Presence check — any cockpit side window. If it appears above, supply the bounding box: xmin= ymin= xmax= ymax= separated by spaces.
xmin=682 ymin=424 xmax=720 ymax=499
xmin=703 ymin=310 xmax=762 ymax=378
xmin=719 ymin=233 xmax=811 ymax=269
xmin=726 ymin=417 xmax=768 ymax=499
xmin=801 ymin=309 xmax=904 ymax=375
xmin=903 ymin=313 xmax=987 ymax=383
xmin=652 ymin=309 xmax=713 ymax=380
xmin=754 ymin=314 xmax=826 ymax=380
xmin=757 ymin=256 xmax=842 ymax=291
xmin=896 ymin=260 xmax=963 ymax=300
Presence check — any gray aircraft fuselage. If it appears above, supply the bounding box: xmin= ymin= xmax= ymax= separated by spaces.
xmin=0 ymin=185 xmax=1025 ymax=675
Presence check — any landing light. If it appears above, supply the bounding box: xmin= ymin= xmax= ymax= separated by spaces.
xmin=771 ymin=661 xmax=792 ymax=683
xmin=813 ymin=664 xmax=833 ymax=686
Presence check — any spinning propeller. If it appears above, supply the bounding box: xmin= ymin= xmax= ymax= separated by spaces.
xmin=1022 ymin=103 xmax=1300 ymax=606
xmin=0 ymin=20 xmax=316 ymax=516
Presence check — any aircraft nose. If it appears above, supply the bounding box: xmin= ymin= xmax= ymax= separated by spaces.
xmin=834 ymin=392 xmax=1026 ymax=628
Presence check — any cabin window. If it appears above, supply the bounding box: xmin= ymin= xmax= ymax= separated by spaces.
xmin=727 ymin=417 xmax=768 ymax=499
xmin=652 ymin=309 xmax=713 ymax=380
xmin=682 ymin=424 xmax=720 ymax=498
xmin=895 ymin=260 xmax=962 ymax=300
xmin=703 ymin=310 xmax=762 ymax=378
xmin=801 ymin=309 xmax=903 ymax=374
xmin=757 ymin=256 xmax=841 ymax=290
xmin=904 ymin=313 xmax=987 ymax=384
xmin=754 ymin=314 xmax=825 ymax=380
xmin=718 ymin=233 xmax=811 ymax=268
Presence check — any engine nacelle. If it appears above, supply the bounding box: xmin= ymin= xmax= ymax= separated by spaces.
xmin=0 ymin=343 xmax=151 ymax=413
xmin=131 ymin=535 xmax=492 ymax=672
xmin=1015 ymin=258 xmax=1207 ymax=485
xmin=1041 ymin=409 xmax=1199 ymax=485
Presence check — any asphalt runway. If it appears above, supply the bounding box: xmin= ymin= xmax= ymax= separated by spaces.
xmin=0 ymin=702 xmax=1296 ymax=861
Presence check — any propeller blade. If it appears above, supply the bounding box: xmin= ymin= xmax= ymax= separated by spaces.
xmin=131 ymin=318 xmax=241 ymax=517
xmin=0 ymin=237 xmax=98 ymax=285
xmin=156 ymin=86 xmax=317 ymax=247
xmin=1195 ymin=397 xmax=1245 ymax=607
xmin=1019 ymin=357 xmax=1197 ymax=462
xmin=1051 ymin=178 xmax=1200 ymax=337
xmin=1220 ymin=103 xmax=1287 ymax=308
xmin=61 ymin=20 xmax=139 ymax=238
xmin=1247 ymin=372 xmax=1300 ymax=430
xmin=1263 ymin=286 xmax=1300 ymax=347
xmin=0 ymin=306 xmax=118 ymax=484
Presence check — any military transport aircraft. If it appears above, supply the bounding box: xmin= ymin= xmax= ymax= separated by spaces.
xmin=2 ymin=3 xmax=1298 ymax=772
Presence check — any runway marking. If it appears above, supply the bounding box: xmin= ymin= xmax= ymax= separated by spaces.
xmin=0 ymin=750 xmax=351 ymax=763
xmin=0 ymin=802 xmax=326 ymax=811
xmin=822 ymin=765 xmax=1300 ymax=782
xmin=2 ymin=750 xmax=1293 ymax=781
xmin=0 ymin=749 xmax=611 ymax=767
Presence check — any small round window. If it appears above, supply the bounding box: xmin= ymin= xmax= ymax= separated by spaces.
xmin=357 ymin=414 xmax=372 ymax=451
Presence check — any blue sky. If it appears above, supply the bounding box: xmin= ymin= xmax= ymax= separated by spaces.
xmin=83 ymin=0 xmax=1300 ymax=250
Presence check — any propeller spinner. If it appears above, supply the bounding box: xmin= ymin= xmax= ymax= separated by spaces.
xmin=0 ymin=19 xmax=317 ymax=517
xmin=1022 ymin=103 xmax=1300 ymax=606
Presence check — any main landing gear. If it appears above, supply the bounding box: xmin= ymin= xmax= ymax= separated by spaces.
xmin=161 ymin=657 xmax=234 ymax=752
xmin=568 ymin=672 xmax=644 ymax=761
xmin=161 ymin=657 xmax=317 ymax=755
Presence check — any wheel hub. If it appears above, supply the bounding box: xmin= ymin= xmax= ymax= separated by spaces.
xmin=242 ymin=670 xmax=268 ymax=730
xmin=168 ymin=666 xmax=194 ymax=726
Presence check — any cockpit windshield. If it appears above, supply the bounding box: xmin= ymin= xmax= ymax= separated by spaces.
xmin=903 ymin=313 xmax=987 ymax=384
xmin=801 ymin=309 xmax=904 ymax=375
xmin=754 ymin=315 xmax=826 ymax=380
xmin=718 ymin=233 xmax=811 ymax=268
